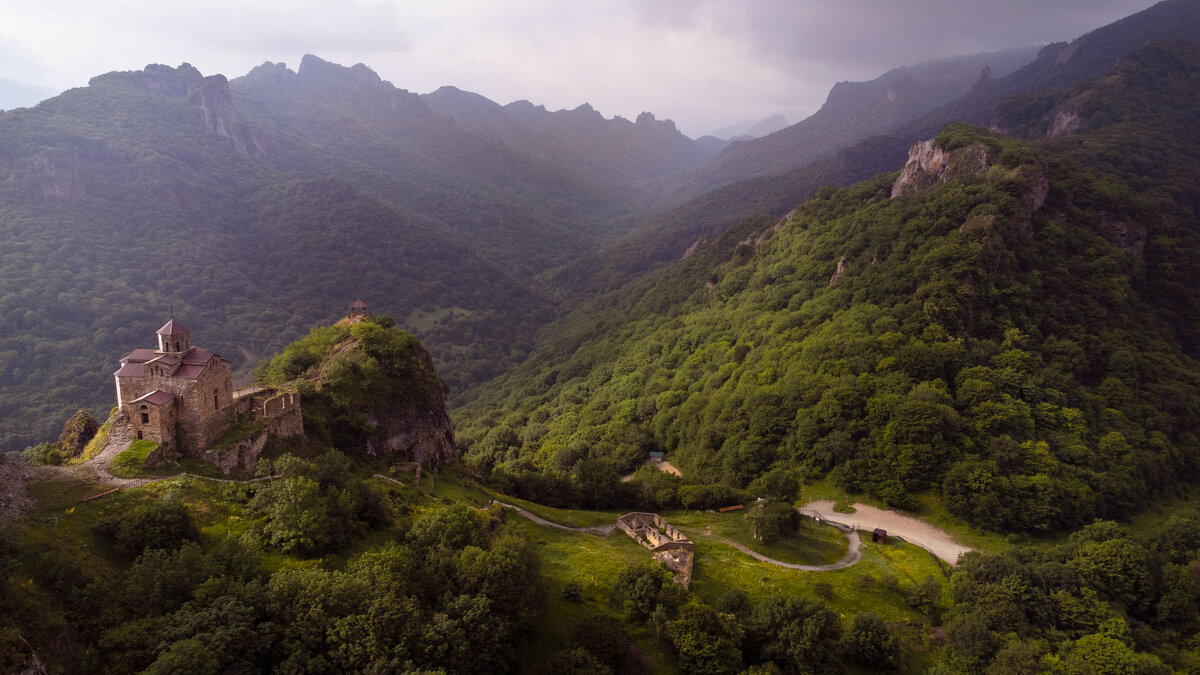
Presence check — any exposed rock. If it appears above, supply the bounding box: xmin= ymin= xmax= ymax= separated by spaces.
xmin=190 ymin=75 xmax=268 ymax=159
xmin=56 ymin=409 xmax=99 ymax=459
xmin=972 ymin=65 xmax=992 ymax=90
xmin=5 ymin=635 xmax=48 ymax=675
xmin=1047 ymin=106 xmax=1082 ymax=137
xmin=364 ymin=345 xmax=455 ymax=469
xmin=890 ymin=140 xmax=950 ymax=198
xmin=754 ymin=207 xmax=798 ymax=247
xmin=682 ymin=234 xmax=711 ymax=259
xmin=891 ymin=139 xmax=993 ymax=198
xmin=829 ymin=256 xmax=847 ymax=286
xmin=34 ymin=148 xmax=84 ymax=201
xmin=1023 ymin=165 xmax=1050 ymax=211
xmin=1054 ymin=40 xmax=1081 ymax=66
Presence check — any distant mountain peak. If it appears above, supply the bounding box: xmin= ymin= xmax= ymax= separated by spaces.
xmin=298 ymin=54 xmax=383 ymax=85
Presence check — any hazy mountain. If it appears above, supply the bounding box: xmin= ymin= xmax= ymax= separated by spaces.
xmin=708 ymin=114 xmax=789 ymax=141
xmin=652 ymin=46 xmax=1042 ymax=205
xmin=423 ymin=86 xmax=720 ymax=181
xmin=546 ymin=0 xmax=1200 ymax=300
xmin=0 ymin=78 xmax=57 ymax=111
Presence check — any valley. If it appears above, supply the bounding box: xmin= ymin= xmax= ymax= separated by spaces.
xmin=3 ymin=1 xmax=1200 ymax=672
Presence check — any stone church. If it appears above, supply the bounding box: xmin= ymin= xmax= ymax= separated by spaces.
xmin=111 ymin=317 xmax=303 ymax=472
xmin=113 ymin=318 xmax=236 ymax=454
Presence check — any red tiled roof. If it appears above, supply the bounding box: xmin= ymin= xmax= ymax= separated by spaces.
xmin=157 ymin=319 xmax=189 ymax=336
xmin=350 ymin=299 xmax=367 ymax=308
xmin=121 ymin=348 xmax=158 ymax=364
xmin=114 ymin=362 xmax=145 ymax=378
xmin=132 ymin=390 xmax=174 ymax=406
xmin=173 ymin=364 xmax=207 ymax=379
xmin=146 ymin=354 xmax=180 ymax=367
xmin=180 ymin=348 xmax=214 ymax=365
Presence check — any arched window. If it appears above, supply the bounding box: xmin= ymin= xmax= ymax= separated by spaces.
xmin=140 ymin=404 xmax=149 ymax=424
xmin=175 ymin=340 xmax=181 ymax=352
xmin=213 ymin=389 xmax=219 ymax=410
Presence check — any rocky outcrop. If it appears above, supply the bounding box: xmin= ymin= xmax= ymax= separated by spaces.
xmin=890 ymin=140 xmax=950 ymax=198
xmin=829 ymin=256 xmax=847 ymax=286
xmin=4 ymin=634 xmax=48 ymax=675
xmin=56 ymin=409 xmax=99 ymax=459
xmin=364 ymin=344 xmax=455 ymax=469
xmin=681 ymin=234 xmax=711 ymax=259
xmin=190 ymin=75 xmax=268 ymax=159
xmin=1047 ymin=106 xmax=1082 ymax=137
xmin=891 ymin=139 xmax=993 ymax=198
xmin=373 ymin=409 xmax=455 ymax=468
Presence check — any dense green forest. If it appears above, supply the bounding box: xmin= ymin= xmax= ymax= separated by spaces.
xmin=457 ymin=41 xmax=1200 ymax=535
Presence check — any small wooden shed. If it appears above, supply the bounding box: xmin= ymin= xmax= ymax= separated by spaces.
xmin=872 ymin=528 xmax=887 ymax=544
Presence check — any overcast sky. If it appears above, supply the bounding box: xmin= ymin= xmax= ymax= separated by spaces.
xmin=0 ymin=0 xmax=1163 ymax=137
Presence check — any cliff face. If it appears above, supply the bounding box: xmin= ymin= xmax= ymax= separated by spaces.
xmin=890 ymin=138 xmax=993 ymax=198
xmin=365 ymin=342 xmax=455 ymax=467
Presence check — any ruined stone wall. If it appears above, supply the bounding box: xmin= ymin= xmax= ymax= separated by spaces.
xmin=617 ymin=512 xmax=695 ymax=587
xmin=260 ymin=391 xmax=302 ymax=438
xmin=197 ymin=389 xmax=303 ymax=474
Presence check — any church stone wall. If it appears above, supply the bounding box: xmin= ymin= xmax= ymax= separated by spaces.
xmin=129 ymin=401 xmax=175 ymax=448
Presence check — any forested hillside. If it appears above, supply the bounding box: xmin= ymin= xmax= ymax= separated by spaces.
xmin=457 ymin=41 xmax=1200 ymax=533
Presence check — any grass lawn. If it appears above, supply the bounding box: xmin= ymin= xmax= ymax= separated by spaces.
xmin=513 ymin=501 xmax=951 ymax=674
xmin=109 ymin=440 xmax=224 ymax=479
xmin=406 ymin=306 xmax=474 ymax=333
xmin=667 ymin=508 xmax=848 ymax=566
xmin=509 ymin=515 xmax=678 ymax=672
xmin=424 ymin=473 xmax=623 ymax=528
xmin=688 ymin=536 xmax=949 ymax=621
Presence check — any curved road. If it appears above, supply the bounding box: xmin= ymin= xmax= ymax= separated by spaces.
xmin=490 ymin=501 xmax=616 ymax=535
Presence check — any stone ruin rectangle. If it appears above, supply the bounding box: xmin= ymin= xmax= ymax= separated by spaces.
xmin=617 ymin=512 xmax=695 ymax=588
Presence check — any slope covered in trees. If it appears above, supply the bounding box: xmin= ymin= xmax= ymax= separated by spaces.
xmin=457 ymin=41 xmax=1200 ymax=534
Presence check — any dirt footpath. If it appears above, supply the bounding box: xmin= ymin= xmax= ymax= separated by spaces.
xmin=803 ymin=500 xmax=972 ymax=565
